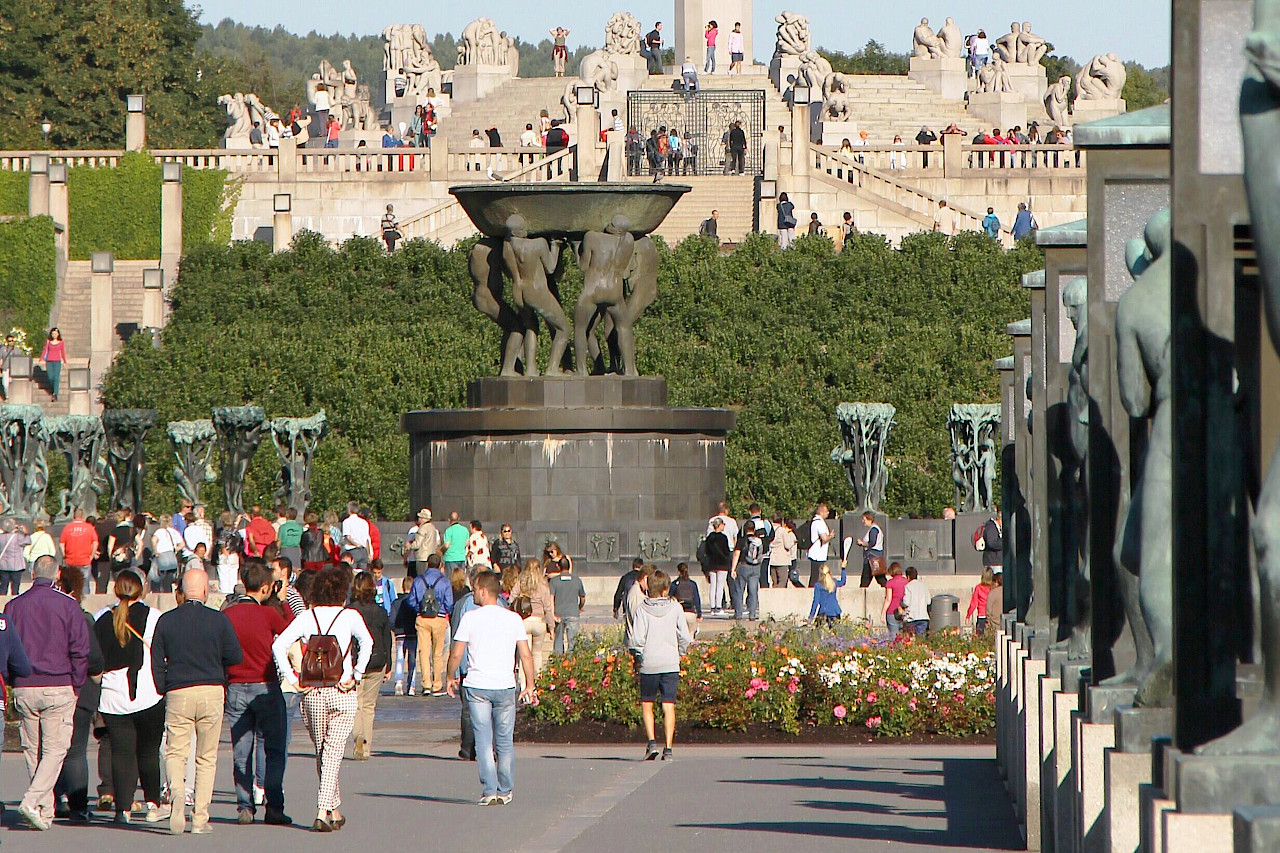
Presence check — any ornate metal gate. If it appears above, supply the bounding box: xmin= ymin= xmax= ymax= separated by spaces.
xmin=625 ymin=90 xmax=766 ymax=177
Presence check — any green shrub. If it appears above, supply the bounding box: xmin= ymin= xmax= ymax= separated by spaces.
xmin=68 ymin=152 xmax=229 ymax=260
xmin=0 ymin=216 xmax=57 ymax=339
xmin=0 ymin=172 xmax=28 ymax=216
xmin=101 ymin=229 xmax=1037 ymax=518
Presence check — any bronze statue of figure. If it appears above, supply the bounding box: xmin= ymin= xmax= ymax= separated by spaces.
xmin=501 ymin=215 xmax=571 ymax=376
xmin=0 ymin=405 xmax=49 ymax=519
xmin=46 ymin=415 xmax=106 ymax=521
xmin=470 ymin=239 xmax=528 ymax=376
xmin=103 ymin=409 xmax=157 ymax=514
xmin=1111 ymin=209 xmax=1172 ymax=707
xmin=271 ymin=411 xmax=328 ymax=518
xmin=213 ymin=406 xmax=266 ymax=515
xmin=167 ymin=419 xmax=217 ymax=509
xmin=1062 ymin=277 xmax=1092 ymax=659
xmin=574 ymin=216 xmax=636 ymax=376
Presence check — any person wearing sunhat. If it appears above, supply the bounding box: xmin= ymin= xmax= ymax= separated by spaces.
xmin=412 ymin=508 xmax=441 ymax=579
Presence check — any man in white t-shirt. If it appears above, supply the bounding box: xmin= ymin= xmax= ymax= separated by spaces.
xmin=806 ymin=502 xmax=835 ymax=587
xmin=707 ymin=501 xmax=739 ymax=549
xmin=902 ymin=566 xmax=932 ymax=635
xmin=340 ymin=500 xmax=372 ymax=569
xmin=447 ymin=573 xmax=534 ymax=805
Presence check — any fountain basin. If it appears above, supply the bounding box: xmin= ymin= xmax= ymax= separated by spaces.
xmin=449 ymin=182 xmax=691 ymax=238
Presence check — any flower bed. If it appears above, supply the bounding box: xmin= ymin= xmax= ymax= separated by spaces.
xmin=526 ymin=623 xmax=995 ymax=738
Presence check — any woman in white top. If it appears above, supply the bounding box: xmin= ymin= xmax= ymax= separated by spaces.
xmin=150 ymin=513 xmax=184 ymax=593
xmin=767 ymin=514 xmax=798 ymax=588
xmin=272 ymin=567 xmax=373 ymax=832
xmin=94 ymin=569 xmax=166 ymax=825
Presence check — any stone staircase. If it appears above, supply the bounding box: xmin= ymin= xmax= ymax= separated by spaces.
xmin=436 ymin=78 xmax=572 ymax=152
xmin=818 ymin=75 xmax=977 ymax=143
xmin=641 ymin=175 xmax=756 ymax=246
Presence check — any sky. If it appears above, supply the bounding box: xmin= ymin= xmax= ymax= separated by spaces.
xmin=191 ymin=0 xmax=1173 ymax=68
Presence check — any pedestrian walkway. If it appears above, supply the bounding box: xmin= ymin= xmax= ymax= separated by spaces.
xmin=1 ymin=734 xmax=1019 ymax=852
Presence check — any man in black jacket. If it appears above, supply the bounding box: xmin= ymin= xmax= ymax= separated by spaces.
xmin=152 ymin=569 xmax=242 ymax=835
xmin=982 ymin=513 xmax=1003 ymax=574
xmin=727 ymin=121 xmax=747 ymax=174
xmin=613 ymin=558 xmax=646 ymax=620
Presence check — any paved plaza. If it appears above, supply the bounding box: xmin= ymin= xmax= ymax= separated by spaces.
xmin=0 ymin=696 xmax=1019 ymax=853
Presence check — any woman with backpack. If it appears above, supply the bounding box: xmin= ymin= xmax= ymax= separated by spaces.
xmin=670 ymin=562 xmax=702 ymax=637
xmin=776 ymin=192 xmax=797 ymax=248
xmin=272 ymin=566 xmax=373 ymax=832
xmin=509 ymin=559 xmax=554 ymax=676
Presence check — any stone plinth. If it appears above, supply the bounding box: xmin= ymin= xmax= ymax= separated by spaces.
xmin=1161 ymin=812 xmax=1232 ymax=853
xmin=1105 ymin=748 xmax=1151 ymax=853
xmin=338 ymin=129 xmax=386 ymax=147
xmin=769 ymin=54 xmax=802 ymax=92
xmin=968 ymin=91 xmax=1028 ymax=133
xmin=816 ymin=120 xmax=860 ymax=146
xmin=1076 ymin=718 xmax=1116 ymax=853
xmin=451 ymin=63 xmax=514 ymax=104
xmin=1114 ymin=706 xmax=1172 ymax=754
xmin=402 ymin=376 xmax=734 ymax=574
xmin=908 ymin=56 xmax=968 ymax=101
xmin=1055 ymin=690 xmax=1082 ymax=852
xmin=1073 ymin=98 xmax=1127 ymax=127
xmin=613 ymin=53 xmax=649 ymax=95
xmin=1175 ymin=754 xmax=1280 ymax=814
xmin=1234 ymin=805 xmax=1280 ymax=853
xmin=1005 ymin=62 xmax=1048 ymax=104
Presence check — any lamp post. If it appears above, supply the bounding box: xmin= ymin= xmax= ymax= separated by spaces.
xmin=40 ymin=119 xmax=51 ymax=147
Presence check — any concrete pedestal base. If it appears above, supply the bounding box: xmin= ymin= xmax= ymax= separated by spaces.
xmin=1161 ymin=812 xmax=1231 ymax=853
xmin=769 ymin=54 xmax=802 ymax=91
xmin=1072 ymin=98 xmax=1127 ymax=127
xmin=1022 ymin=656 xmax=1047 ymax=849
xmin=451 ymin=64 xmax=514 ymax=104
xmin=1005 ymin=62 xmax=1048 ymax=103
xmin=1054 ymin=691 xmax=1082 ymax=853
xmin=1086 ymin=685 xmax=1138 ymax=724
xmin=1105 ymin=749 xmax=1150 ymax=853
xmin=1175 ymin=753 xmax=1280 ymax=813
xmin=1114 ymin=706 xmax=1172 ymax=754
xmin=1142 ymin=786 xmax=1176 ymax=853
xmin=338 ymin=129 xmax=386 ymax=147
xmin=614 ymin=53 xmax=649 ymax=95
xmin=967 ymin=90 xmax=1028 ymax=131
xmin=1076 ymin=719 xmax=1116 ymax=853
xmin=1233 ymin=805 xmax=1280 ymax=852
xmin=817 ymin=120 xmax=860 ymax=146
xmin=1039 ymin=675 xmax=1061 ymax=848
xmin=908 ymin=56 xmax=969 ymax=101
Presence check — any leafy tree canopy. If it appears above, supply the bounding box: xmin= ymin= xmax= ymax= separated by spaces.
xmin=821 ymin=41 xmax=910 ymax=75
xmin=102 ymin=229 xmax=1038 ymax=520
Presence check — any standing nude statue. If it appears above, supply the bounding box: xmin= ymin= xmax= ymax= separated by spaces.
xmin=469 ymin=240 xmax=526 ymax=376
xmin=590 ymin=235 xmax=659 ymax=374
xmin=1063 ymin=277 xmax=1092 ymax=658
xmin=573 ymin=216 xmax=636 ymax=376
xmin=501 ymin=215 xmax=571 ymax=376
xmin=1111 ymin=208 xmax=1172 ymax=707
xmin=1200 ymin=0 xmax=1280 ymax=752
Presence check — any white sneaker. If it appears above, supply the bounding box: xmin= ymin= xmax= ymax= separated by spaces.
xmin=478 ymin=795 xmax=498 ymax=806
xmin=495 ymin=792 xmax=512 ymax=805
xmin=253 ymin=784 xmax=265 ymax=806
xmin=146 ymin=802 xmax=172 ymax=823
xmin=18 ymin=803 xmax=51 ymax=830
xmin=407 ymin=686 xmax=417 ymax=696
xmin=394 ymin=680 xmax=404 ymax=696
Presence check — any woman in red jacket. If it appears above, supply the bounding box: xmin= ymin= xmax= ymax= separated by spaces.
xmin=966 ymin=567 xmax=996 ymax=636
xmin=40 ymin=327 xmax=66 ymax=401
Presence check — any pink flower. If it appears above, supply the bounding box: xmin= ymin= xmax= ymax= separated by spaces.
xmin=567 ymin=679 xmax=577 ymax=689
xmin=530 ymin=695 xmax=540 ymax=707
xmin=866 ymin=692 xmax=877 ymax=704
xmin=877 ymin=678 xmax=887 ymax=687
xmin=585 ymin=688 xmax=594 ymax=696
xmin=896 ymin=684 xmax=909 ymax=695
xmin=908 ymin=699 xmax=917 ymax=711
xmin=866 ymin=715 xmax=882 ymax=729
xmin=560 ymin=694 xmax=572 ymax=706
xmin=759 ymin=682 xmax=769 ymax=691
xmin=787 ymin=681 xmax=799 ymax=693
xmin=744 ymin=688 xmax=758 ymax=699
xmin=750 ymin=678 xmax=765 ymax=689
xmin=548 ymin=683 xmax=556 ymax=691
xmin=941 ymin=705 xmax=951 ymax=716
xmin=833 ymin=705 xmax=847 ymax=719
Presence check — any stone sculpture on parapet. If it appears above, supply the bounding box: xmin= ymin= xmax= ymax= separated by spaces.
xmin=0 ymin=405 xmax=48 ymax=519
xmin=830 ymin=403 xmax=896 ymax=514
xmin=1198 ymin=11 xmax=1280 ymax=753
xmin=937 ymin=17 xmax=964 ymax=58
xmin=103 ymin=409 xmax=156 ymax=514
xmin=1017 ymin=22 xmax=1048 ymax=65
xmin=271 ymin=411 xmax=328 ymax=518
xmin=948 ymin=404 xmax=1001 ymax=514
xmin=384 ymin=24 xmax=443 ymax=103
xmin=1111 ymin=208 xmax=1173 ymax=708
xmin=1072 ymin=53 xmax=1128 ymax=123
xmin=453 ymin=17 xmax=518 ymax=102
xmin=606 ymin=12 xmax=644 ymax=56
xmin=912 ymin=18 xmax=942 ymax=59
xmin=213 ymin=406 xmax=266 ymax=516
xmin=218 ymin=94 xmax=253 ymax=149
xmin=45 ymin=415 xmax=106 ymax=521
xmin=167 ymin=419 xmax=216 ymax=509
xmin=1059 ymin=277 xmax=1092 ymax=659
xmin=976 ymin=58 xmax=1015 ymax=94
xmin=774 ymin=11 xmax=810 ymax=55
xmin=1045 ymin=75 xmax=1073 ymax=126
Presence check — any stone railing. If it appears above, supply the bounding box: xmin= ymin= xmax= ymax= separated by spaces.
xmin=0 ymin=150 xmax=123 ymax=171
xmin=398 ymin=197 xmax=472 ymax=242
xmin=813 ymin=142 xmax=1081 ymax=177
xmin=447 ymin=146 xmax=550 ymax=177
xmin=153 ymin=149 xmax=279 ymax=174
xmin=812 ymin=146 xmax=1010 ymax=238
xmin=825 ymin=144 xmax=943 ymax=176
xmin=498 ymin=146 xmax=576 ymax=183
xmin=960 ymin=143 xmax=1083 ymax=171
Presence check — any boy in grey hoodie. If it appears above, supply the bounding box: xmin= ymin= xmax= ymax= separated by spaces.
xmin=629 ymin=570 xmax=693 ymax=760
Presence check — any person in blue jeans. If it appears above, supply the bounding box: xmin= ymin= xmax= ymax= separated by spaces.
xmin=446 ymin=573 xmax=534 ymax=805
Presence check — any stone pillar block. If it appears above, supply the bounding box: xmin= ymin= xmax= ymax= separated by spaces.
xmin=1022 ymin=656 xmax=1047 ymax=849
xmin=160 ymin=162 xmax=182 ymax=297
xmin=1104 ymin=749 xmax=1150 ymax=853
xmin=1077 ymin=722 xmax=1116 ymax=853
xmin=450 ymin=64 xmax=514 ymax=104
xmin=1013 ymin=646 xmax=1030 ymax=818
xmin=605 ymin=130 xmax=624 ymax=182
xmin=769 ymin=54 xmax=802 ymax=92
xmin=28 ymin=153 xmax=49 ymax=218
xmin=277 ymin=136 xmax=298 ymax=183
xmin=66 ymin=363 xmax=92 ymax=415
xmin=1141 ymin=786 xmax=1175 ymax=853
xmin=788 ymin=100 xmax=810 ymax=206
xmin=48 ymin=163 xmax=68 ymax=275
xmin=89 ymin=253 xmax=114 ymax=394
xmin=272 ymin=193 xmax=292 ymax=253
xmin=1039 ymin=675 xmax=1061 ymax=849
xmin=430 ymin=137 xmax=449 ymax=182
xmin=817 ymin=120 xmax=859 ymax=147
xmin=142 ymin=268 xmax=164 ymax=330
xmin=575 ymin=102 xmax=601 ymax=182
xmin=1004 ymin=63 xmax=1048 ymax=104
xmin=908 ymin=56 xmax=969 ymax=100
xmin=1072 ymin=99 xmax=1127 ymax=128
xmin=1054 ymin=691 xmax=1081 ymax=853
xmin=612 ymin=53 xmax=649 ymax=94
xmin=762 ymin=129 xmax=780 ymax=182
xmin=968 ymin=91 xmax=1029 ymax=133
xmin=1160 ymin=812 xmax=1231 ymax=853
xmin=7 ymin=355 xmax=32 ymax=404
xmin=942 ymin=132 xmax=963 ymax=177
xmin=1233 ymin=805 xmax=1280 ymax=853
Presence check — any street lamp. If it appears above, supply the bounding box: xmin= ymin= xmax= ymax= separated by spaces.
xmin=40 ymin=119 xmax=51 ymax=146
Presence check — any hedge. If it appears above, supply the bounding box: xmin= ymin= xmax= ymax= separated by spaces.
xmin=101 ymin=229 xmax=1038 ymax=519
xmin=0 ymin=216 xmax=57 ymax=341
xmin=0 ymin=171 xmax=28 ymax=216
xmin=68 ymin=151 xmax=230 ymax=260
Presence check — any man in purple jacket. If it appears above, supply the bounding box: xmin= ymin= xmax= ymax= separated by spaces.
xmin=5 ymin=555 xmax=90 ymax=830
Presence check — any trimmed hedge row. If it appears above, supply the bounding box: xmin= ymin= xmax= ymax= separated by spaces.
xmin=0 ymin=216 xmax=57 ymax=342
xmin=0 ymin=172 xmax=28 ymax=217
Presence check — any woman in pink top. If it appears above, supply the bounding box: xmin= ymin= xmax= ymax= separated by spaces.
xmin=882 ymin=562 xmax=909 ymax=638
xmin=40 ymin=327 xmax=65 ymax=401
xmin=704 ymin=21 xmax=718 ymax=73
xmin=966 ymin=567 xmax=996 ymax=636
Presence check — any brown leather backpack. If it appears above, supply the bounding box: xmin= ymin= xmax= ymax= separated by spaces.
xmin=299 ymin=610 xmax=350 ymax=688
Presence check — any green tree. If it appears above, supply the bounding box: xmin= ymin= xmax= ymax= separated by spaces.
xmin=102 ymin=228 xmax=1038 ymax=520
xmin=821 ymin=40 xmax=909 ymax=75
xmin=1042 ymin=54 xmax=1081 ymax=87
xmin=0 ymin=0 xmax=222 ymax=148
xmin=1122 ymin=63 xmax=1169 ymax=110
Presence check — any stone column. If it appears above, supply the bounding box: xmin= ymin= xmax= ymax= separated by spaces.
xmin=942 ymin=132 xmax=962 ymax=178
xmin=142 ymin=268 xmax=164 ymax=331
xmin=605 ymin=130 xmax=624 ymax=181
xmin=273 ymin=193 xmax=292 ymax=253
xmin=429 ymin=137 xmax=449 ymax=182
xmin=997 ymin=354 xmax=1017 ymax=614
xmin=125 ymin=94 xmax=146 ymax=152
xmin=277 ymin=136 xmax=297 ymax=183
xmin=89 ymin=253 xmax=114 ymax=395
xmin=1025 ymin=271 xmax=1053 ymax=635
xmin=48 ymin=163 xmax=68 ymax=290
xmin=575 ymin=101 xmax=602 ymax=182
xmin=1010 ymin=318 xmax=1033 ymax=619
xmin=788 ymin=97 xmax=810 ymax=207
xmin=28 ymin=153 xmax=49 ymax=217
xmin=160 ymin=162 xmax=182 ymax=298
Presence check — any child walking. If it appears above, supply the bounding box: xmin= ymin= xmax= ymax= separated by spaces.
xmin=629 ymin=570 xmax=692 ymax=760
